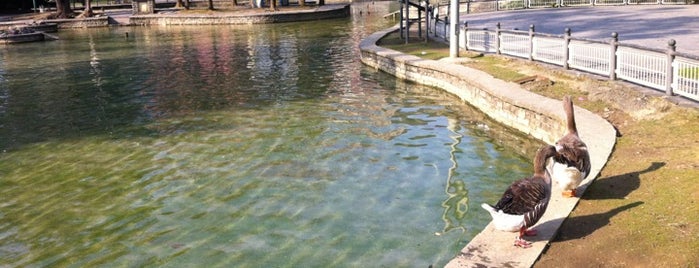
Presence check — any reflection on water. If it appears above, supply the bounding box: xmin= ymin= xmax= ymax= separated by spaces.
xmin=0 ymin=3 xmax=542 ymax=267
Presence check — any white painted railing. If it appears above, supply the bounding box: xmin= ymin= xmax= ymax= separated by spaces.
xmin=466 ymin=0 xmax=690 ymax=14
xmin=673 ymin=57 xmax=699 ymax=100
xmin=615 ymin=46 xmax=667 ymax=90
xmin=420 ymin=0 xmax=699 ymax=101
xmin=425 ymin=16 xmax=699 ymax=101
xmin=532 ymin=36 xmax=566 ymax=65
xmin=568 ymin=39 xmax=609 ymax=76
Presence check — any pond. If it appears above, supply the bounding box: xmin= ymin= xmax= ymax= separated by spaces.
xmin=0 ymin=3 xmax=541 ymax=267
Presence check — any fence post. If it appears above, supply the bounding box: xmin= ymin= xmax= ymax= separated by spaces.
xmin=399 ymin=0 xmax=404 ymax=39
xmin=425 ymin=4 xmax=430 ymax=43
xmin=529 ymin=24 xmax=535 ymax=61
xmin=609 ymin=32 xmax=618 ymax=80
xmin=464 ymin=21 xmax=469 ymax=51
xmin=563 ymin=28 xmax=571 ymax=69
xmin=444 ymin=15 xmax=449 ymax=41
xmin=496 ymin=22 xmax=501 ymax=55
xmin=665 ymin=39 xmax=676 ymax=96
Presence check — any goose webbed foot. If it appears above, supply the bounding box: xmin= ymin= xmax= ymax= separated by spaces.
xmin=514 ymin=227 xmax=537 ymax=247
xmin=562 ymin=189 xmax=577 ymax=198
xmin=523 ymin=229 xmax=538 ymax=236
xmin=513 ymin=237 xmax=532 ymax=248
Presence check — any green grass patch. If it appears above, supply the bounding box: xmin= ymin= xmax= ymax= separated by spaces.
xmin=378 ymin=31 xmax=450 ymax=60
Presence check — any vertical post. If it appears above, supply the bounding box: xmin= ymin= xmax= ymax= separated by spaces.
xmin=496 ymin=0 xmax=499 ymax=11
xmin=528 ymin=24 xmax=535 ymax=61
xmin=495 ymin=22 xmax=501 ymax=55
xmin=444 ymin=15 xmax=449 ymax=41
xmin=666 ymin=39 xmax=677 ymax=96
xmin=449 ymin=0 xmax=459 ymax=58
xmin=400 ymin=0 xmax=404 ymax=39
xmin=418 ymin=1 xmax=422 ymax=39
xmin=425 ymin=4 xmax=430 ymax=43
xmin=433 ymin=5 xmax=438 ymax=35
xmin=609 ymin=32 xmax=618 ymax=80
xmin=466 ymin=0 xmax=470 ymax=14
xmin=405 ymin=0 xmax=410 ymax=44
xmin=463 ymin=21 xmax=469 ymax=51
xmin=563 ymin=28 xmax=571 ymax=69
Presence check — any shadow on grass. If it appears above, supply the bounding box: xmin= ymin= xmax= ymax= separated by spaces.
xmin=582 ymin=162 xmax=666 ymax=200
xmin=552 ymin=201 xmax=644 ymax=241
xmin=546 ymin=162 xmax=666 ymax=241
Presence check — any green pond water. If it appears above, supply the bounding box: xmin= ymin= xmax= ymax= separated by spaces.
xmin=0 ymin=4 xmax=542 ymax=267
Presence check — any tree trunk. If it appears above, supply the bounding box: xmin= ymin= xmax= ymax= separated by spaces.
xmin=208 ymin=0 xmax=214 ymax=10
xmin=55 ymin=0 xmax=73 ymax=19
xmin=79 ymin=0 xmax=94 ymax=18
xmin=184 ymin=0 xmax=190 ymax=9
xmin=269 ymin=0 xmax=276 ymax=11
xmin=232 ymin=0 xmax=238 ymax=6
xmin=175 ymin=0 xmax=184 ymax=8
xmin=299 ymin=0 xmax=305 ymax=7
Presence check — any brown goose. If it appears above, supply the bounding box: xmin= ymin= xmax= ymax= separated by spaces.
xmin=481 ymin=145 xmax=558 ymax=248
xmin=551 ymin=96 xmax=591 ymax=198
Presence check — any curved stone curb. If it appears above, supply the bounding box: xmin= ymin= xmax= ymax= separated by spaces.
xmin=359 ymin=25 xmax=617 ymax=268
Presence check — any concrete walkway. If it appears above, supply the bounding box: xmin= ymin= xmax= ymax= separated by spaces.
xmin=460 ymin=5 xmax=699 ymax=56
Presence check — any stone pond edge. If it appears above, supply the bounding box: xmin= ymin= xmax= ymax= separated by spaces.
xmin=129 ymin=4 xmax=350 ymax=25
xmin=359 ymin=25 xmax=617 ymax=268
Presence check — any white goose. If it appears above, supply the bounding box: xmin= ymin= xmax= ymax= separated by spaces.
xmin=481 ymin=145 xmax=558 ymax=248
xmin=550 ymin=96 xmax=591 ymax=198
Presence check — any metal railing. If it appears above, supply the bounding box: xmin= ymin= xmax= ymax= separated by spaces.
xmin=427 ymin=16 xmax=699 ymax=102
xmin=456 ymin=0 xmax=693 ymax=15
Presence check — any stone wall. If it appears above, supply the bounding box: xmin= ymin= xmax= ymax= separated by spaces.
xmin=48 ymin=17 xmax=110 ymax=28
xmin=130 ymin=4 xmax=349 ymax=25
xmin=359 ymin=27 xmax=568 ymax=144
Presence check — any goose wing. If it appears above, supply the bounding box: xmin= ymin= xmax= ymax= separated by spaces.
xmin=555 ymin=136 xmax=591 ymax=176
xmin=494 ymin=177 xmax=547 ymax=216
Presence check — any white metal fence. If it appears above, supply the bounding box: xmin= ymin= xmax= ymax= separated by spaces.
xmin=465 ymin=0 xmax=692 ymax=14
xmin=425 ymin=17 xmax=699 ymax=102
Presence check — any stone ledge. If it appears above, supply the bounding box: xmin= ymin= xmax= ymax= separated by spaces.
xmin=43 ymin=17 xmax=110 ymax=28
xmin=129 ymin=4 xmax=350 ymax=25
xmin=359 ymin=25 xmax=617 ymax=268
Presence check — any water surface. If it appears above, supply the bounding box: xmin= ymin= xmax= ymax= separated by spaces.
xmin=0 ymin=5 xmax=541 ymax=267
